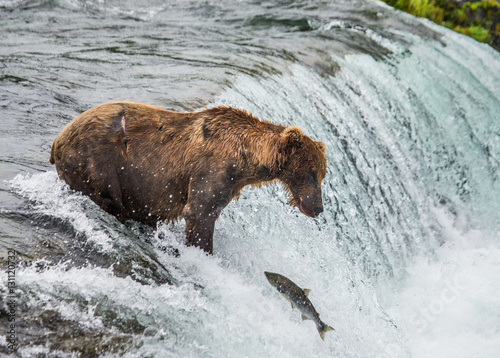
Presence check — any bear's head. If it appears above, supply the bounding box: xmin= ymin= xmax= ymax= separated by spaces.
xmin=278 ymin=127 xmax=327 ymax=218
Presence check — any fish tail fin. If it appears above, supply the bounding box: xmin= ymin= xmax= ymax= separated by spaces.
xmin=318 ymin=324 xmax=335 ymax=340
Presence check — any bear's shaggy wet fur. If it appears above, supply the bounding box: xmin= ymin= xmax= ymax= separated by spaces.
xmin=50 ymin=102 xmax=327 ymax=254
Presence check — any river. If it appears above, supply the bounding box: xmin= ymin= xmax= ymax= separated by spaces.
xmin=1 ymin=0 xmax=499 ymax=357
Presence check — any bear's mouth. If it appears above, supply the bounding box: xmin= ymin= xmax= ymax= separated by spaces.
xmin=299 ymin=200 xmax=315 ymax=218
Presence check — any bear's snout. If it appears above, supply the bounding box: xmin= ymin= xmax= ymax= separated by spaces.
xmin=313 ymin=206 xmax=324 ymax=217
xmin=299 ymin=197 xmax=323 ymax=218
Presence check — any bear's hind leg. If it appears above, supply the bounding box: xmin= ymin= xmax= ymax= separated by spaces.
xmin=73 ymin=165 xmax=128 ymax=223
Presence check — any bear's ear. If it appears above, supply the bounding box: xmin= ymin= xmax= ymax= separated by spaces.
xmin=316 ymin=141 xmax=326 ymax=154
xmin=281 ymin=126 xmax=304 ymax=149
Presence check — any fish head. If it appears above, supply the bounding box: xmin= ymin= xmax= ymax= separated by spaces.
xmin=264 ymin=272 xmax=281 ymax=287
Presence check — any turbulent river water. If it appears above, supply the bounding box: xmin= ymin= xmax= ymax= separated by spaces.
xmin=1 ymin=0 xmax=499 ymax=357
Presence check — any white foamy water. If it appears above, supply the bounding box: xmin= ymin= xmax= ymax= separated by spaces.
xmin=387 ymin=207 xmax=500 ymax=358
xmin=10 ymin=172 xmax=116 ymax=252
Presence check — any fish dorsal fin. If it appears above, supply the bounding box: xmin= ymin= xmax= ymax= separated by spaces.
xmin=303 ymin=289 xmax=311 ymax=297
xmin=301 ymin=314 xmax=311 ymax=321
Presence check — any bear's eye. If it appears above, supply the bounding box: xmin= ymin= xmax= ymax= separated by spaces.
xmin=306 ymin=172 xmax=317 ymax=184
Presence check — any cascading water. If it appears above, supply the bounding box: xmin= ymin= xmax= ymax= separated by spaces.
xmin=1 ymin=1 xmax=499 ymax=357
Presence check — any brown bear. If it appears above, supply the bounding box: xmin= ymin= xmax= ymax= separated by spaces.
xmin=50 ymin=102 xmax=327 ymax=254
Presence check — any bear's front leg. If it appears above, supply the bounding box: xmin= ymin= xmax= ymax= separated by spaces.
xmin=183 ymin=210 xmax=219 ymax=254
xmin=182 ymin=177 xmax=232 ymax=254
